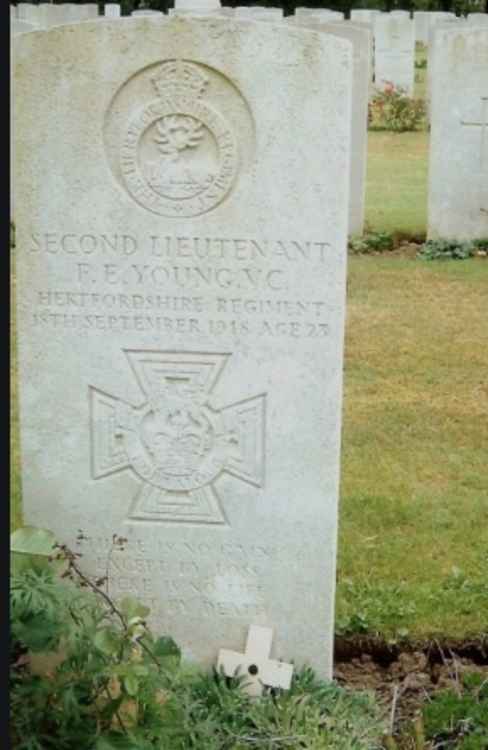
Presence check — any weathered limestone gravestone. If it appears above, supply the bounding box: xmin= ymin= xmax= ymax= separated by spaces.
xmin=295 ymin=8 xmax=344 ymax=22
xmin=11 ymin=19 xmax=37 ymax=34
xmin=350 ymin=9 xmax=381 ymax=24
xmin=425 ymin=17 xmax=463 ymax=116
xmin=390 ymin=10 xmax=410 ymax=18
xmin=17 ymin=3 xmax=42 ymax=25
xmin=467 ymin=13 xmax=488 ymax=25
xmin=292 ymin=17 xmax=371 ymax=235
xmin=413 ymin=10 xmax=458 ymax=44
xmin=234 ymin=7 xmax=283 ymax=20
xmin=14 ymin=16 xmax=352 ymax=678
xmin=104 ymin=4 xmax=121 ymax=17
xmin=15 ymin=2 xmax=100 ymax=28
xmin=428 ymin=27 xmax=488 ymax=240
xmin=374 ymin=14 xmax=415 ymax=94
xmin=131 ymin=9 xmax=164 ymax=16
xmin=414 ymin=11 xmax=431 ymax=44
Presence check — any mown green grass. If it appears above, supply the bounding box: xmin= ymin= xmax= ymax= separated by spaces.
xmin=365 ymin=130 xmax=429 ymax=237
xmin=364 ymin=43 xmax=429 ymax=238
xmin=337 ymin=257 xmax=488 ymax=639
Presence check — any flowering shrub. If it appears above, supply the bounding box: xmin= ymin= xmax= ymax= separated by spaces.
xmin=369 ymin=82 xmax=426 ymax=132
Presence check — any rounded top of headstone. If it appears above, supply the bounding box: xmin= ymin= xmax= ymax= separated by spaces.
xmin=174 ymin=0 xmax=221 ymax=9
xmin=131 ymin=9 xmax=165 ymax=15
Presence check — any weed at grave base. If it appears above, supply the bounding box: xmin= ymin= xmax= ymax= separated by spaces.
xmin=418 ymin=238 xmax=488 ymax=261
xmin=10 ymin=526 xmax=387 ymax=750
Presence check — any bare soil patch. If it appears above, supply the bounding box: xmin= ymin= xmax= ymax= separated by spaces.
xmin=334 ymin=637 xmax=488 ymax=731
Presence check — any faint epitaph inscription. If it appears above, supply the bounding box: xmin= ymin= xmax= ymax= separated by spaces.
xmin=119 ymin=60 xmax=239 ymax=217
xmin=90 ymin=352 xmax=266 ymax=525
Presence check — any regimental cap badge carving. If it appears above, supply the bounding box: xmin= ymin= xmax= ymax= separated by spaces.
xmin=151 ymin=60 xmax=209 ymax=99
xmin=118 ymin=58 xmax=239 ymax=218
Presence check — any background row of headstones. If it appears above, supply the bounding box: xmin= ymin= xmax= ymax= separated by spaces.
xmin=11 ymin=5 xmax=487 ymax=101
xmin=11 ymin=4 xmax=488 ymax=28
xmin=11 ymin=5 xmax=488 ymax=240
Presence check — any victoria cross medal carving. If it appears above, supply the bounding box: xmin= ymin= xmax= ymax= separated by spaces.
xmin=120 ymin=60 xmax=239 ymax=217
xmin=89 ymin=351 xmax=265 ymax=525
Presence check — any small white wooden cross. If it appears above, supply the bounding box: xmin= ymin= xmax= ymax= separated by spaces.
xmin=217 ymin=625 xmax=294 ymax=697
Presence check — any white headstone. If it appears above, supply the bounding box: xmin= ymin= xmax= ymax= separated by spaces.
xmin=11 ymin=5 xmax=17 ymax=20
xmin=170 ymin=0 xmax=226 ymax=18
xmin=37 ymin=3 xmax=62 ymax=28
xmin=131 ymin=9 xmax=164 ymax=15
xmin=234 ymin=6 xmax=283 ymax=20
xmin=218 ymin=625 xmax=294 ymax=696
xmin=295 ymin=8 xmax=344 ymax=21
xmin=426 ymin=17 xmax=462 ymax=114
xmin=413 ymin=11 xmax=430 ymax=44
xmin=428 ymin=27 xmax=488 ymax=240
xmin=56 ymin=4 xmax=88 ymax=24
xmin=390 ymin=10 xmax=410 ymax=18
xmin=11 ymin=19 xmax=37 ymax=34
xmin=80 ymin=3 xmax=100 ymax=19
xmin=174 ymin=0 xmax=221 ymax=10
xmin=13 ymin=16 xmax=352 ymax=679
xmin=350 ymin=9 xmax=381 ymax=24
xmin=467 ymin=13 xmax=488 ymax=25
xmin=294 ymin=18 xmax=371 ymax=235
xmin=17 ymin=4 xmax=41 ymax=24
xmin=374 ymin=15 xmax=415 ymax=95
xmin=104 ymin=4 xmax=121 ymax=17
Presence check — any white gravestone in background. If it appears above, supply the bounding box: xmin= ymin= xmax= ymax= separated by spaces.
xmin=13 ymin=17 xmax=352 ymax=678
xmin=414 ymin=11 xmax=431 ymax=44
xmin=428 ymin=27 xmax=488 ymax=240
xmin=132 ymin=9 xmax=164 ymax=15
xmin=234 ymin=7 xmax=283 ymax=20
xmin=17 ymin=4 xmax=41 ymax=24
xmin=295 ymin=8 xmax=344 ymax=22
xmin=104 ymin=4 xmax=121 ymax=17
xmin=467 ymin=14 xmax=488 ymax=25
xmin=293 ymin=18 xmax=371 ymax=235
xmin=426 ymin=18 xmax=462 ymax=117
xmin=11 ymin=19 xmax=37 ymax=33
xmin=350 ymin=9 xmax=381 ymax=24
xmin=416 ymin=11 xmax=456 ymax=46
xmin=374 ymin=15 xmax=415 ymax=95
xmin=174 ymin=0 xmax=221 ymax=9
xmin=170 ymin=0 xmax=230 ymax=18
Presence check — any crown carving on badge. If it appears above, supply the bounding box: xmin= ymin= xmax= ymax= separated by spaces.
xmin=151 ymin=60 xmax=209 ymax=100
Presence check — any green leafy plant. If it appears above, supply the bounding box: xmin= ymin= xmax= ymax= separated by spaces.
xmin=417 ymin=239 xmax=476 ymax=260
xmin=10 ymin=528 xmax=183 ymax=749
xmin=369 ymin=84 xmax=426 ymax=133
xmin=349 ymin=231 xmax=395 ymax=255
xmin=10 ymin=527 xmax=386 ymax=749
xmin=422 ymin=672 xmax=488 ymax=750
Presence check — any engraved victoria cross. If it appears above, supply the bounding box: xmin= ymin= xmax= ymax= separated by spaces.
xmin=90 ymin=351 xmax=265 ymax=525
